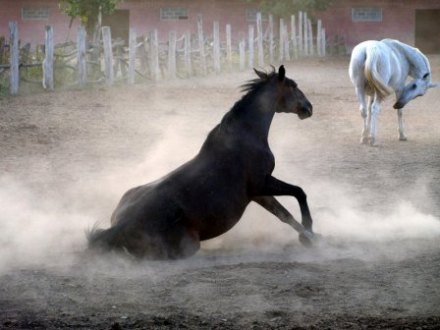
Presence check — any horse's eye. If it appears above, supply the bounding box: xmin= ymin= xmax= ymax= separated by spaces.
xmin=411 ymin=84 xmax=417 ymax=90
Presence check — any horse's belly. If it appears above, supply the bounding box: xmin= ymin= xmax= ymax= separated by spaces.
xmin=185 ymin=199 xmax=250 ymax=241
xmin=197 ymin=213 xmax=247 ymax=241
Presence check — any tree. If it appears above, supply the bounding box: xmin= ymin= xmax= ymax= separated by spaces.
xmin=249 ymin=0 xmax=333 ymax=18
xmin=59 ymin=0 xmax=121 ymax=36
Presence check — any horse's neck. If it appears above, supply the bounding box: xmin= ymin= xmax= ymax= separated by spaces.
xmin=228 ymin=92 xmax=275 ymax=140
xmin=386 ymin=39 xmax=429 ymax=78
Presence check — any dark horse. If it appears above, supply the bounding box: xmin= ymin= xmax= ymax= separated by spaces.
xmin=88 ymin=65 xmax=316 ymax=259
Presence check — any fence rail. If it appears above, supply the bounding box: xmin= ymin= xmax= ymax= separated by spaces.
xmin=0 ymin=12 xmax=332 ymax=95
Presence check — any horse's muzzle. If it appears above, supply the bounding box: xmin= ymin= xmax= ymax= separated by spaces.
xmin=299 ymin=103 xmax=313 ymax=119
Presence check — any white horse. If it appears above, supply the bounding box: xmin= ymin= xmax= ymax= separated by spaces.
xmin=349 ymin=38 xmax=438 ymax=145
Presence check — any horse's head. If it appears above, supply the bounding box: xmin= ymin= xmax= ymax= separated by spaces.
xmin=254 ymin=65 xmax=313 ymax=119
xmin=394 ymin=72 xmax=439 ymax=109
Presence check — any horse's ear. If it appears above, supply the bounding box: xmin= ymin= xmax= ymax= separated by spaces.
xmin=428 ymin=81 xmax=439 ymax=88
xmin=254 ymin=68 xmax=268 ymax=80
xmin=278 ymin=65 xmax=286 ymax=81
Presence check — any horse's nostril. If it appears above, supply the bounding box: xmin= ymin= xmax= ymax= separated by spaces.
xmin=393 ymin=102 xmax=403 ymax=109
xmin=305 ymin=103 xmax=313 ymax=115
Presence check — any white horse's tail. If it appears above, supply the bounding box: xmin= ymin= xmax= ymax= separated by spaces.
xmin=364 ymin=46 xmax=393 ymax=100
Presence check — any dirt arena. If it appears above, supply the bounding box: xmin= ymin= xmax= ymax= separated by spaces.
xmin=1 ymin=57 xmax=440 ymax=329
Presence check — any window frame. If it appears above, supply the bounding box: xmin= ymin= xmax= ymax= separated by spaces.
xmin=22 ymin=6 xmax=50 ymax=20
xmin=160 ymin=7 xmax=189 ymax=21
xmin=352 ymin=7 xmax=383 ymax=22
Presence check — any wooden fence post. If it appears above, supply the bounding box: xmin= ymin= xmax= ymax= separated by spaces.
xmin=77 ymin=25 xmax=87 ymax=87
xmin=291 ymin=15 xmax=298 ymax=59
xmin=150 ymin=29 xmax=160 ymax=81
xmin=197 ymin=15 xmax=207 ymax=75
xmin=184 ymin=32 xmax=192 ymax=77
xmin=128 ymin=28 xmax=137 ymax=84
xmin=9 ymin=21 xmax=19 ymax=95
xmin=268 ymin=14 xmax=274 ymax=64
xmin=308 ymin=18 xmax=314 ymax=56
xmin=279 ymin=18 xmax=284 ymax=62
xmin=239 ymin=39 xmax=245 ymax=71
xmin=316 ymin=20 xmax=322 ymax=57
xmin=248 ymin=25 xmax=254 ymax=69
xmin=101 ymin=26 xmax=114 ymax=86
xmin=43 ymin=25 xmax=54 ymax=90
xmin=226 ymin=24 xmax=232 ymax=70
xmin=298 ymin=11 xmax=303 ymax=56
xmin=213 ymin=21 xmax=221 ymax=74
xmin=167 ymin=31 xmax=177 ymax=79
xmin=139 ymin=36 xmax=148 ymax=75
xmin=283 ymin=22 xmax=290 ymax=61
xmin=303 ymin=12 xmax=308 ymax=56
xmin=256 ymin=12 xmax=264 ymax=67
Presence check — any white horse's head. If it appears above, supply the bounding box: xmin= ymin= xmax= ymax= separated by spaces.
xmin=394 ymin=73 xmax=439 ymax=109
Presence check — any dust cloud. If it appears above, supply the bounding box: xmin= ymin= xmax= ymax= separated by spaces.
xmin=1 ymin=69 xmax=439 ymax=276
xmin=0 ymin=175 xmax=93 ymax=272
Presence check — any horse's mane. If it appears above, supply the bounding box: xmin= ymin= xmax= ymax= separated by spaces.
xmin=240 ymin=67 xmax=278 ymax=94
xmin=382 ymin=39 xmax=431 ymax=78
xmin=218 ymin=69 xmax=279 ymax=128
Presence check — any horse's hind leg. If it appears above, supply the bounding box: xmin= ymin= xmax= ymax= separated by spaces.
xmin=368 ymin=95 xmax=381 ymax=145
xmin=355 ymin=87 xmax=370 ymax=144
xmin=397 ymin=108 xmax=407 ymax=141
xmin=161 ymin=223 xmax=201 ymax=259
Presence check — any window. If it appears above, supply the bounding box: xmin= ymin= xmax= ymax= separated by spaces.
xmin=22 ymin=7 xmax=50 ymax=20
xmin=160 ymin=7 xmax=188 ymax=20
xmin=246 ymin=8 xmax=267 ymax=22
xmin=352 ymin=7 xmax=382 ymax=22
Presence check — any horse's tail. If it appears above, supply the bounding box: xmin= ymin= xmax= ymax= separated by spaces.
xmin=364 ymin=45 xmax=393 ymax=101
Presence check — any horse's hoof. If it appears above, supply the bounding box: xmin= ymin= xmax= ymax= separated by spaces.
xmin=360 ymin=136 xmax=369 ymax=145
xmin=368 ymin=137 xmax=377 ymax=146
xmin=399 ymin=136 xmax=408 ymax=141
xmin=299 ymin=230 xmax=316 ymax=247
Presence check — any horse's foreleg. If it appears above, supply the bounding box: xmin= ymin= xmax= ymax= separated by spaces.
xmin=253 ymin=196 xmax=304 ymax=232
xmin=397 ymin=108 xmax=407 ymax=141
xmin=253 ymin=196 xmax=314 ymax=246
xmin=259 ymin=176 xmax=314 ymax=230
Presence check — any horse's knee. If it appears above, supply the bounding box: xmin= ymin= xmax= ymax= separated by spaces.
xmin=177 ymin=229 xmax=201 ymax=258
xmin=164 ymin=226 xmax=200 ymax=259
xmin=359 ymin=105 xmax=367 ymax=119
xmin=293 ymin=187 xmax=307 ymax=202
xmin=370 ymin=102 xmax=381 ymax=116
xmin=178 ymin=236 xmax=200 ymax=259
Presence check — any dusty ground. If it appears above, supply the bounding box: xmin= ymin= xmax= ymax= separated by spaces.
xmin=1 ymin=57 xmax=440 ymax=329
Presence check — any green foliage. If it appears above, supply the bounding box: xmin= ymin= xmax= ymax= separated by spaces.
xmin=59 ymin=0 xmax=121 ymax=33
xmin=249 ymin=0 xmax=333 ymax=18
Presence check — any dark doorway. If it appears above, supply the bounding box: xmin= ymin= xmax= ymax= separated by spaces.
xmin=102 ymin=10 xmax=129 ymax=45
xmin=415 ymin=9 xmax=440 ymax=54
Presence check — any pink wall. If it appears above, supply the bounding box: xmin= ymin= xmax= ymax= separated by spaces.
xmin=1 ymin=0 xmax=440 ymax=52
xmin=320 ymin=0 xmax=440 ymax=52
xmin=0 ymin=0 xmax=259 ymax=47
xmin=121 ymin=0 xmax=256 ymax=42
xmin=0 ymin=0 xmax=80 ymax=46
